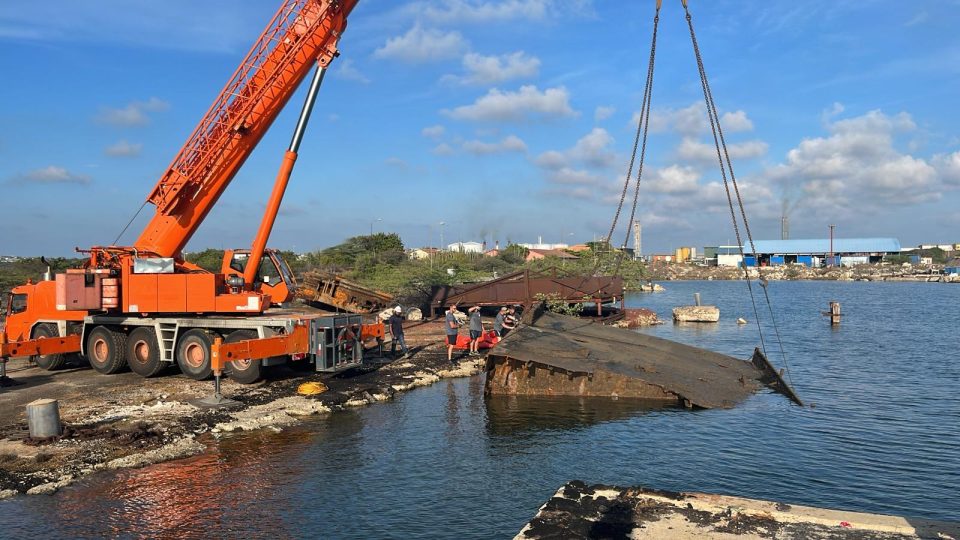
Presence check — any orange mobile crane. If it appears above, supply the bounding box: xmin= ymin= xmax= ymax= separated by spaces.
xmin=0 ymin=0 xmax=381 ymax=396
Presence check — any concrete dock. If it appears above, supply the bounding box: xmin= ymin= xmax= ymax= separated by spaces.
xmin=517 ymin=481 xmax=959 ymax=539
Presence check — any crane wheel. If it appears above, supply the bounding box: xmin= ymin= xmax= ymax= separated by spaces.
xmin=223 ymin=330 xmax=264 ymax=384
xmin=31 ymin=323 xmax=68 ymax=371
xmin=86 ymin=326 xmax=129 ymax=375
xmin=176 ymin=329 xmax=215 ymax=380
xmin=126 ymin=327 xmax=165 ymax=378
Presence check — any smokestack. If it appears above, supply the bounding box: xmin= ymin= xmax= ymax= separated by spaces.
xmin=781 ymin=216 xmax=790 ymax=240
xmin=495 ymin=240 xmax=500 ymax=250
xmin=538 ymin=235 xmax=542 ymax=245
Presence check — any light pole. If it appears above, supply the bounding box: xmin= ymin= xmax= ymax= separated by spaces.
xmin=828 ymin=224 xmax=836 ymax=267
xmin=370 ymin=217 xmax=382 ymax=236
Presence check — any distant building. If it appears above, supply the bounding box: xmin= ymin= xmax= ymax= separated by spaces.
xmin=945 ymin=259 xmax=960 ymax=275
xmin=650 ymin=254 xmax=674 ymax=263
xmin=447 ymin=241 xmax=484 ymax=254
xmin=484 ymin=249 xmax=500 ymax=257
xmin=567 ymin=244 xmax=592 ymax=252
xmin=706 ymin=238 xmax=901 ymax=267
xmin=409 ymin=247 xmax=440 ymax=260
xmin=518 ymin=236 xmax=569 ymax=250
xmin=525 ymin=249 xmax=579 ymax=262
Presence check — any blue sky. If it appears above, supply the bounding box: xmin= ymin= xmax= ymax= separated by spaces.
xmin=2 ymin=0 xmax=959 ymax=257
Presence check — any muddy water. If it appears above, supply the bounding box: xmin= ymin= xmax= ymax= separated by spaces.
xmin=2 ymin=281 xmax=959 ymax=538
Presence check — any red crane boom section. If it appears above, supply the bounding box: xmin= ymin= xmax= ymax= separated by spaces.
xmin=135 ymin=0 xmax=358 ymax=258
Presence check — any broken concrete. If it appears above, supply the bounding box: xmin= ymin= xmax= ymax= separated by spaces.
xmin=673 ymin=305 xmax=721 ymax=322
xmin=517 ymin=481 xmax=960 ymax=539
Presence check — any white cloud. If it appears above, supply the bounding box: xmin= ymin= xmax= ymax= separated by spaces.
xmin=534 ymin=128 xmax=616 ymax=172
xmin=385 ymin=157 xmax=410 ymax=170
xmin=535 ymin=150 xmax=566 ymax=170
xmin=445 ymin=85 xmax=576 ymax=122
xmin=445 ymin=51 xmax=540 ymax=85
xmin=374 ymin=25 xmax=467 ymax=63
xmin=10 ymin=165 xmax=90 ymax=185
xmin=720 ymin=110 xmax=753 ymax=132
xmin=676 ymin=137 xmax=768 ymax=162
xmin=765 ymin=110 xmax=940 ymax=209
xmin=422 ymin=125 xmax=446 ymax=139
xmin=594 ymin=105 xmax=615 ymax=122
xmin=432 ymin=143 xmax=455 ymax=155
xmin=646 ymin=103 xmax=707 ymax=136
xmin=419 ymin=0 xmax=594 ymax=24
xmin=104 ymin=140 xmax=142 ymax=157
xmin=644 ymin=103 xmax=755 ymax=135
xmin=646 ymin=165 xmax=700 ymax=194
xmin=462 ymin=134 xmax=527 ymax=155
xmin=334 ymin=59 xmax=370 ymax=84
xmin=570 ymin=128 xmax=616 ymax=168
xmin=933 ymin=151 xmax=960 ymax=186
xmin=95 ymin=97 xmax=169 ymax=127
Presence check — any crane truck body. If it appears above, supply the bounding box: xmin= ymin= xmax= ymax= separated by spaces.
xmin=0 ymin=0 xmax=382 ymax=386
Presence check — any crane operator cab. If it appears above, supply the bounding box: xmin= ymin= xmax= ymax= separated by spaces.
xmin=222 ymin=248 xmax=296 ymax=305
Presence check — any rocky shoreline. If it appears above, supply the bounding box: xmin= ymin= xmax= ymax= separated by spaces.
xmin=643 ymin=263 xmax=953 ymax=283
xmin=0 ymin=320 xmax=481 ymax=499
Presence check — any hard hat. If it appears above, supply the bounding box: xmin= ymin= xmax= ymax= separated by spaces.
xmin=394 ymin=306 xmax=402 ymax=313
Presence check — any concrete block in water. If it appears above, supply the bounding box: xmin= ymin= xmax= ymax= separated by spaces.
xmin=672 ymin=305 xmax=720 ymax=322
xmin=26 ymin=398 xmax=62 ymax=438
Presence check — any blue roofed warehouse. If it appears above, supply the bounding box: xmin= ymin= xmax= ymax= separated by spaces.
xmin=745 ymin=238 xmax=901 ymax=267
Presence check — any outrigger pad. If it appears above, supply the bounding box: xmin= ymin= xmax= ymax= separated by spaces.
xmin=190 ymin=394 xmax=242 ymax=409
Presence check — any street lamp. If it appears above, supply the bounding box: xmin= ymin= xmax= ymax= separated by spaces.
xmin=370 ymin=217 xmax=382 ymax=236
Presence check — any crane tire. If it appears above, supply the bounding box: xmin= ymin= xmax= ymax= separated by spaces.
xmin=176 ymin=329 xmax=215 ymax=381
xmin=127 ymin=327 xmax=165 ymax=378
xmin=86 ymin=326 xmax=128 ymax=375
xmin=31 ymin=323 xmax=67 ymax=371
xmin=223 ymin=330 xmax=264 ymax=384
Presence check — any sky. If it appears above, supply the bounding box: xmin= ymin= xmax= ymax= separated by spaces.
xmin=1 ymin=0 xmax=959 ymax=257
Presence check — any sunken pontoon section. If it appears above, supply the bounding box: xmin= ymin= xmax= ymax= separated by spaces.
xmin=484 ymin=308 xmax=801 ymax=409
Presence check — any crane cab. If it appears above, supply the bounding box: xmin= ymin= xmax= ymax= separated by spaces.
xmin=221 ymin=248 xmax=296 ymax=305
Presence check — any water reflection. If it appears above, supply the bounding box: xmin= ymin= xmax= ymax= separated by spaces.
xmin=45 ymin=413 xmax=369 ymax=539
xmin=485 ymin=395 xmax=676 ymax=437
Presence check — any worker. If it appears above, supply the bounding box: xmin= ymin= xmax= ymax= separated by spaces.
xmin=389 ymin=306 xmax=408 ymax=359
xmin=444 ymin=303 xmax=461 ymax=362
xmin=493 ymin=306 xmax=508 ymax=337
xmin=468 ymin=306 xmax=483 ymax=356
xmin=502 ymin=306 xmax=518 ymax=336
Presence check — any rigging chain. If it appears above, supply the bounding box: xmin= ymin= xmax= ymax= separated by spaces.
xmin=682 ymin=1 xmax=794 ymax=386
xmin=603 ymin=5 xmax=661 ymax=280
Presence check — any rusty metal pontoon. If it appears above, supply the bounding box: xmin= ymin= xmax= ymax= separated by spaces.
xmin=484 ymin=307 xmax=801 ymax=409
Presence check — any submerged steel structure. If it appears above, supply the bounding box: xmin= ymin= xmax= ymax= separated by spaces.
xmin=484 ymin=308 xmax=801 ymax=409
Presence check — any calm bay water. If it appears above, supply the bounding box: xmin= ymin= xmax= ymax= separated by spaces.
xmin=2 ymin=281 xmax=958 ymax=538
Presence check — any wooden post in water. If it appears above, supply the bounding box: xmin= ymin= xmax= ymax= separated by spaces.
xmin=694 ymin=293 xmax=702 ymax=307
xmin=829 ymin=301 xmax=841 ymax=326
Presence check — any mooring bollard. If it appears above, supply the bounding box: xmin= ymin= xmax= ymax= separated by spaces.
xmin=694 ymin=293 xmax=702 ymax=307
xmin=26 ymin=398 xmax=62 ymax=438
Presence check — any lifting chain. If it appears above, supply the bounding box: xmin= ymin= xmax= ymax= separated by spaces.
xmin=682 ymin=1 xmax=793 ymax=387
xmin=605 ymin=4 xmax=661 ymax=278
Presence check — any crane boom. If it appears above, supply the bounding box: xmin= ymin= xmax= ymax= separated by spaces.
xmin=136 ymin=0 xmax=358 ymax=258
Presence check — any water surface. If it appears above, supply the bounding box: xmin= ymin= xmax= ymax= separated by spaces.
xmin=2 ymin=281 xmax=958 ymax=538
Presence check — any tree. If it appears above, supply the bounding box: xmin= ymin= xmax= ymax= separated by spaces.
xmin=185 ymin=249 xmax=225 ymax=272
